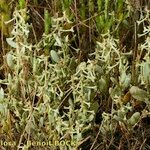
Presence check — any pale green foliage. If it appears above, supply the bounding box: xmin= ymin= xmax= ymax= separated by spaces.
xmin=129 ymin=86 xmax=149 ymax=103
xmin=0 ymin=9 xmax=97 ymax=149
xmin=99 ymin=6 xmax=150 ymax=137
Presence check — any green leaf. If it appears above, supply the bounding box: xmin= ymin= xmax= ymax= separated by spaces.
xmin=53 ymin=34 xmax=62 ymax=47
xmin=6 ymin=38 xmax=17 ymax=48
xmin=129 ymin=86 xmax=148 ymax=102
xmin=6 ymin=53 xmax=14 ymax=68
xmin=128 ymin=112 xmax=140 ymax=126
xmin=0 ymin=87 xmax=4 ymax=100
xmin=99 ymin=77 xmax=107 ymax=92
xmin=142 ymin=62 xmax=150 ymax=83
xmin=120 ymin=71 xmax=131 ymax=89
xmin=113 ymin=115 xmax=122 ymax=121
xmin=50 ymin=50 xmax=59 ymax=63
xmin=88 ymin=114 xmax=94 ymax=121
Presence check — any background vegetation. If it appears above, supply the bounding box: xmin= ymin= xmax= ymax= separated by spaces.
xmin=0 ymin=0 xmax=150 ymax=149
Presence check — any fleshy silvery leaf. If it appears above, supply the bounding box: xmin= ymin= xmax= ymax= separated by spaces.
xmin=88 ymin=114 xmax=94 ymax=121
xmin=128 ymin=112 xmax=140 ymax=126
xmin=113 ymin=115 xmax=122 ymax=121
xmin=6 ymin=53 xmax=14 ymax=68
xmin=120 ymin=71 xmax=126 ymax=84
xmin=65 ymin=35 xmax=69 ymax=43
xmin=142 ymin=62 xmax=150 ymax=82
xmin=6 ymin=38 xmax=17 ymax=48
xmin=95 ymin=65 xmax=103 ymax=74
xmin=0 ymin=87 xmax=4 ymax=100
xmin=50 ymin=50 xmax=59 ymax=63
xmin=129 ymin=86 xmax=149 ymax=102
xmin=53 ymin=34 xmax=62 ymax=47
xmin=120 ymin=71 xmax=131 ymax=89
xmin=39 ymin=117 xmax=44 ymax=127
xmin=99 ymin=77 xmax=107 ymax=92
